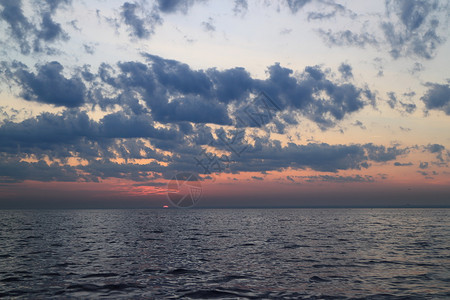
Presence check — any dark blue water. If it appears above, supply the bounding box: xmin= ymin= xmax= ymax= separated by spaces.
xmin=0 ymin=208 xmax=449 ymax=299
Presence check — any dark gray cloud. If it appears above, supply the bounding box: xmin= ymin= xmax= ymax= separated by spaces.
xmin=37 ymin=12 xmax=67 ymax=42
xmin=207 ymin=67 xmax=252 ymax=104
xmin=424 ymin=143 xmax=447 ymax=163
xmin=98 ymin=112 xmax=181 ymax=139
xmin=156 ymin=0 xmax=197 ymax=14
xmin=12 ymin=61 xmax=86 ymax=107
xmin=338 ymin=63 xmax=353 ymax=80
xmin=386 ymin=91 xmax=417 ymax=114
xmin=421 ymin=83 xmax=450 ymax=115
xmin=216 ymin=137 xmax=405 ymax=174
xmin=419 ymin=161 xmax=429 ymax=169
xmin=90 ymin=55 xmax=372 ymax=129
xmin=308 ymin=10 xmax=338 ymax=21
xmin=0 ymin=53 xmax=390 ymax=184
xmin=121 ymin=2 xmax=161 ymax=39
xmin=316 ymin=0 xmax=448 ymax=59
xmin=0 ymin=103 xmax=408 ymax=183
xmin=425 ymin=143 xmax=445 ymax=153
xmin=0 ymin=110 xmax=92 ymax=151
xmin=0 ymin=109 xmax=182 ymax=155
xmin=0 ymin=158 xmax=92 ymax=183
xmin=83 ymin=44 xmax=95 ymax=54
xmin=286 ymin=175 xmax=295 ymax=182
xmin=253 ymin=63 xmax=371 ymax=128
xmin=0 ymin=0 xmax=32 ymax=54
xmin=400 ymin=101 xmax=416 ymax=114
xmin=318 ymin=29 xmax=379 ymax=48
xmin=365 ymin=143 xmax=407 ymax=162
xmin=78 ymin=159 xmax=162 ymax=182
xmin=410 ymin=62 xmax=424 ymax=74
xmin=160 ymin=96 xmax=230 ymax=124
xmin=0 ymin=0 xmax=70 ymax=54
xmin=382 ymin=0 xmax=447 ymax=59
xmin=45 ymin=0 xmax=71 ymax=13
xmin=286 ymin=0 xmax=312 ymax=14
xmin=387 ymin=92 xmax=397 ymax=108
xmin=303 ymin=174 xmax=374 ymax=183
xmin=394 ymin=161 xmax=413 ymax=166
xmin=233 ymin=0 xmax=248 ymax=16
xmin=306 ymin=1 xmax=355 ymax=21
xmin=353 ymin=120 xmax=366 ymax=130
xmin=115 ymin=0 xmax=213 ymax=41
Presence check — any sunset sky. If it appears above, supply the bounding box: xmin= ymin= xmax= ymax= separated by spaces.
xmin=0 ymin=0 xmax=449 ymax=208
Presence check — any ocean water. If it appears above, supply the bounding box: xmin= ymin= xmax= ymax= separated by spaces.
xmin=0 ymin=208 xmax=449 ymax=299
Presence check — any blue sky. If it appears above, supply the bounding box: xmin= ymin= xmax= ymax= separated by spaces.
xmin=0 ymin=0 xmax=449 ymax=207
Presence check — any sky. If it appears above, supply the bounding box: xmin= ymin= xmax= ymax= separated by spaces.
xmin=0 ymin=0 xmax=449 ymax=208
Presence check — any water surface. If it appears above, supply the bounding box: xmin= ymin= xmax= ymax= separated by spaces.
xmin=0 ymin=208 xmax=449 ymax=299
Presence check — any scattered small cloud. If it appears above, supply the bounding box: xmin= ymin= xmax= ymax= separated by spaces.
xmin=394 ymin=162 xmax=413 ymax=166
xmin=201 ymin=17 xmax=215 ymax=32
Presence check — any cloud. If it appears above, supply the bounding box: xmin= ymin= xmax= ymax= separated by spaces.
xmin=207 ymin=67 xmax=252 ymax=103
xmin=37 ymin=12 xmax=67 ymax=42
xmin=233 ymin=0 xmax=248 ymax=16
xmin=0 ymin=0 xmax=32 ymax=54
xmin=424 ymin=143 xmax=447 ymax=163
xmin=11 ymin=61 xmax=86 ymax=107
xmin=425 ymin=143 xmax=445 ymax=153
xmin=116 ymin=0 xmax=206 ymax=40
xmin=0 ymin=0 xmax=70 ymax=54
xmin=0 ymin=110 xmax=92 ymax=150
xmin=154 ymin=95 xmax=231 ymax=124
xmin=0 ymin=109 xmax=181 ymax=164
xmin=83 ymin=44 xmax=95 ymax=54
xmin=399 ymin=126 xmax=411 ymax=132
xmin=410 ymin=62 xmax=424 ymax=74
xmin=121 ymin=2 xmax=161 ymax=39
xmin=394 ymin=161 xmax=413 ymax=166
xmin=417 ymin=170 xmax=428 ymax=177
xmin=387 ymin=92 xmax=397 ymax=109
xmin=254 ymin=63 xmax=371 ymax=128
xmin=400 ymin=101 xmax=416 ymax=114
xmin=338 ymin=63 xmax=353 ymax=80
xmin=419 ymin=161 xmax=428 ymax=169
xmin=303 ymin=175 xmax=374 ymax=183
xmin=0 ymin=104 xmax=408 ymax=183
xmin=0 ymin=158 xmax=92 ymax=183
xmin=286 ymin=0 xmax=312 ymax=14
xmin=0 ymin=52 xmax=389 ymax=183
xmin=280 ymin=28 xmax=292 ymax=35
xmin=364 ymin=143 xmax=407 ymax=162
xmin=219 ymin=139 xmax=406 ymax=174
xmin=315 ymin=0 xmax=449 ymax=59
xmin=318 ymin=29 xmax=379 ymax=48
xmin=156 ymin=0 xmax=197 ymax=14
xmin=382 ymin=0 xmax=447 ymax=59
xmin=421 ymin=83 xmax=450 ymax=115
xmin=228 ymin=141 xmax=368 ymax=173
xmin=386 ymin=91 xmax=417 ymax=114
xmin=353 ymin=120 xmax=366 ymax=130
xmin=98 ymin=112 xmax=181 ymax=139
xmin=201 ymin=17 xmax=215 ymax=32
xmin=306 ymin=1 xmax=355 ymax=21
xmin=93 ymin=55 xmax=372 ymax=129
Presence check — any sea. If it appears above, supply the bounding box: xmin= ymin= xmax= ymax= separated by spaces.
xmin=0 ymin=208 xmax=449 ymax=299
